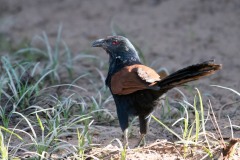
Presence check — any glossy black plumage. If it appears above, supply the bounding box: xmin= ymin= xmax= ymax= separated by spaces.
xmin=92 ymin=35 xmax=221 ymax=146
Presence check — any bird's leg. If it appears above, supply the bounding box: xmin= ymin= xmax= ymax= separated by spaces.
xmin=136 ymin=115 xmax=151 ymax=147
xmin=116 ymin=105 xmax=129 ymax=148
xmin=123 ymin=128 xmax=129 ymax=147
xmin=136 ymin=133 xmax=146 ymax=147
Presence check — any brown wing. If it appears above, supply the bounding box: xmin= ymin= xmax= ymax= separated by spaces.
xmin=111 ymin=64 xmax=161 ymax=95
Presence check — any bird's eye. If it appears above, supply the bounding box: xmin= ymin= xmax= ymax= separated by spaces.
xmin=112 ymin=40 xmax=119 ymax=45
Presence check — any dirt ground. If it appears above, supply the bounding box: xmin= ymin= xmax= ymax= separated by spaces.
xmin=1 ymin=0 xmax=240 ymax=159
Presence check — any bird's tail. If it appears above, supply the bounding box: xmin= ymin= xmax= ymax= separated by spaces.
xmin=157 ymin=60 xmax=222 ymax=91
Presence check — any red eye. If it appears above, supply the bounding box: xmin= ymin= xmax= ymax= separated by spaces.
xmin=112 ymin=40 xmax=119 ymax=45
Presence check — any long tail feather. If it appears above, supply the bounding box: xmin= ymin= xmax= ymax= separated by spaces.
xmin=158 ymin=60 xmax=222 ymax=90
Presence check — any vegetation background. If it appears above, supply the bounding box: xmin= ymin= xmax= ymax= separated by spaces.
xmin=0 ymin=0 xmax=239 ymax=159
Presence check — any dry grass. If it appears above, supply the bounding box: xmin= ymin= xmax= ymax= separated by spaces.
xmin=0 ymin=28 xmax=239 ymax=160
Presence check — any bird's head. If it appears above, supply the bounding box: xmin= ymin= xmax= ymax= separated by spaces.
xmin=92 ymin=36 xmax=141 ymax=65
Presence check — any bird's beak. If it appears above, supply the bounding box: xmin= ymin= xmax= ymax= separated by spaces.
xmin=92 ymin=38 xmax=106 ymax=47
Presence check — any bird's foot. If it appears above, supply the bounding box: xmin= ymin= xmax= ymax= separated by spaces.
xmin=135 ymin=134 xmax=146 ymax=148
xmin=123 ymin=138 xmax=129 ymax=148
xmin=122 ymin=129 xmax=130 ymax=149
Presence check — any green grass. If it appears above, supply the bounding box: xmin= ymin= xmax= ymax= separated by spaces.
xmin=0 ymin=27 xmax=113 ymax=159
xmin=152 ymin=88 xmax=226 ymax=158
xmin=0 ymin=27 xmax=238 ymax=159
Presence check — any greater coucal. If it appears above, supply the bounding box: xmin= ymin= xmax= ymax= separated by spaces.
xmin=92 ymin=36 xmax=221 ymax=147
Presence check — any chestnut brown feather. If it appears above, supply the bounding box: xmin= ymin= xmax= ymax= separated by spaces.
xmin=92 ymin=36 xmax=222 ymax=147
xmin=111 ymin=64 xmax=160 ymax=95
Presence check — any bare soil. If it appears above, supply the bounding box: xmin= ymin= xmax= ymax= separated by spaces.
xmin=1 ymin=0 xmax=240 ymax=159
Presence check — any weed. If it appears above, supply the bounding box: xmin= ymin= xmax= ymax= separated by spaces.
xmin=152 ymin=88 xmax=218 ymax=158
xmin=0 ymin=129 xmax=8 ymax=160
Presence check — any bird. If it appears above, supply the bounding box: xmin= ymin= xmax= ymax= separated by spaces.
xmin=92 ymin=35 xmax=222 ymax=147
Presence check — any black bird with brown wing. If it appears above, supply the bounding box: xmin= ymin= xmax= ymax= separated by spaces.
xmin=92 ymin=36 xmax=221 ymax=147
